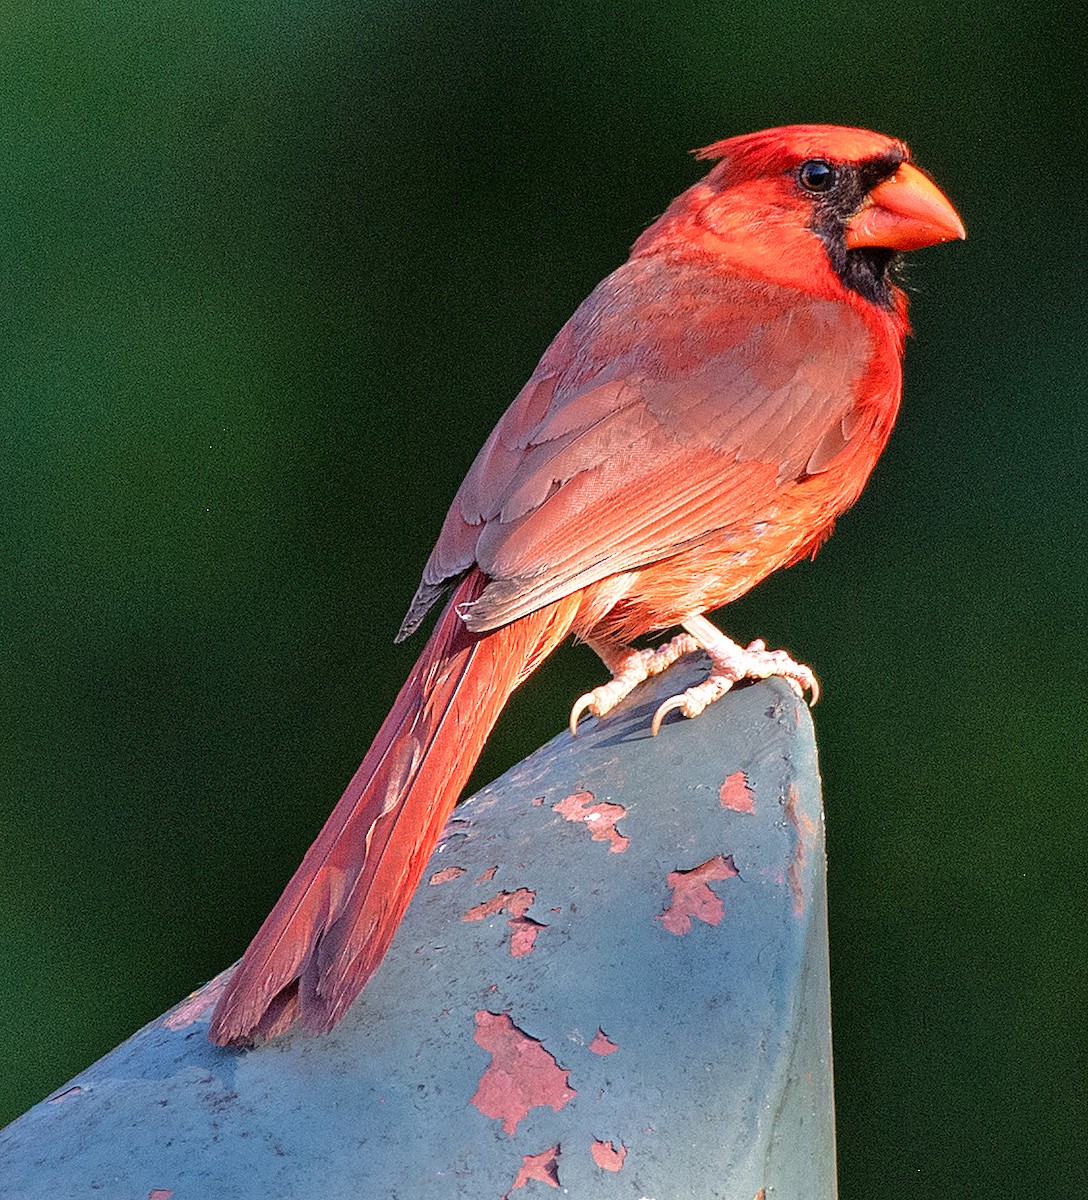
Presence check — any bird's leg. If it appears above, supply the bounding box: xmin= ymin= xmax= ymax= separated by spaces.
xmin=650 ymin=613 xmax=818 ymax=735
xmin=569 ymin=632 xmax=701 ymax=735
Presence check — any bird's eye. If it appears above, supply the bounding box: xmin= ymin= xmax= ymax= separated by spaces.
xmin=797 ymin=160 xmax=838 ymax=193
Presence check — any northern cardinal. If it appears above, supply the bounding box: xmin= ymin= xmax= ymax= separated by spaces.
xmin=209 ymin=124 xmax=963 ymax=1045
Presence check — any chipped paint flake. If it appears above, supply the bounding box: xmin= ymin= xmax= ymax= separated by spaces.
xmin=508 ymin=916 xmax=545 ymax=958
xmin=470 ymin=1012 xmax=576 ymax=1134
xmin=784 ymin=784 xmax=818 ymax=917
xmin=148 ymin=1191 xmax=175 ymax=1200
xmin=553 ymin=790 xmax=629 ymax=853
xmin=475 ymin=865 xmax=498 ymax=883
xmin=588 ymin=1028 xmax=619 ymax=1055
xmin=429 ymin=866 xmax=466 ymax=885
xmin=48 ymin=1086 xmax=82 ymax=1103
xmin=590 ymin=1139 xmax=627 ymax=1172
xmin=657 ymin=855 xmax=739 ymax=935
xmin=463 ymin=888 xmax=535 ymax=922
xmin=719 ymin=770 xmax=755 ymax=813
xmin=463 ymin=890 xmax=543 ymax=955
xmin=506 ymin=1144 xmax=560 ymax=1194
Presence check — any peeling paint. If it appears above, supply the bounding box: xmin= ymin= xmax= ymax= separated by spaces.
xmin=429 ymin=866 xmax=466 ymax=885
xmin=462 ymin=890 xmax=544 ymax=958
xmin=470 ymin=1012 xmax=576 ymax=1134
xmin=463 ymin=889 xmax=535 ymax=923
xmin=506 ymin=1144 xmax=560 ymax=1194
xmin=148 ymin=1191 xmax=174 ymax=1200
xmin=588 ymin=1029 xmax=619 ymax=1056
xmin=590 ymin=1139 xmax=626 ymax=1172
xmin=553 ymin=790 xmax=629 ymax=853
xmin=784 ymin=784 xmax=817 ymax=918
xmin=3 ymin=676 xmax=833 ymax=1198
xmin=507 ymin=916 xmax=545 ymax=958
xmin=657 ymin=855 xmax=738 ymax=935
xmin=719 ymin=770 xmax=755 ymax=813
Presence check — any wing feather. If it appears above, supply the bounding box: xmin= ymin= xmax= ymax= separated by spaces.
xmin=404 ymin=256 xmax=875 ymax=634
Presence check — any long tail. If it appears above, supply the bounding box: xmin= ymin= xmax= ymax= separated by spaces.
xmin=209 ymin=570 xmax=582 ymax=1045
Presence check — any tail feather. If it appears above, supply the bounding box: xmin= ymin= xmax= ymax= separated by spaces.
xmin=209 ymin=570 xmax=581 ymax=1045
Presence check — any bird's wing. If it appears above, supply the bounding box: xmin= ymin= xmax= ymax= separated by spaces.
xmin=406 ymin=257 xmax=879 ymax=633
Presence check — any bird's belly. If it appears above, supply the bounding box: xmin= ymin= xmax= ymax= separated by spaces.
xmin=578 ymin=491 xmax=845 ymax=646
xmin=591 ymin=541 xmax=793 ymax=642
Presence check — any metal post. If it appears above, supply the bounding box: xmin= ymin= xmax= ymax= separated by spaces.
xmin=1 ymin=663 xmax=836 ymax=1199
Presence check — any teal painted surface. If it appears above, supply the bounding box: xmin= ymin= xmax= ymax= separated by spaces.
xmin=1 ymin=3 xmax=1083 ymax=1195
xmin=1 ymin=673 xmax=832 ymax=1198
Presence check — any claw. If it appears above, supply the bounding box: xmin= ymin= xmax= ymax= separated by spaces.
xmin=650 ymin=694 xmax=688 ymax=736
xmin=763 ymin=652 xmax=818 ymax=706
xmin=569 ymin=693 xmax=597 ymax=737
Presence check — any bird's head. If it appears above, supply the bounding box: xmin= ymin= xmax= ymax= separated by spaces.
xmin=634 ymin=124 xmax=965 ymax=310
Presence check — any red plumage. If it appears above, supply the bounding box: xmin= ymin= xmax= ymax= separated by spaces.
xmin=209 ymin=124 xmax=963 ymax=1045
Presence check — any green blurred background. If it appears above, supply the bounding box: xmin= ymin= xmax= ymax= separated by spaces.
xmin=2 ymin=0 xmax=1084 ymax=1192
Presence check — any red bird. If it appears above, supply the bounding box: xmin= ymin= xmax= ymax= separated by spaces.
xmin=209 ymin=124 xmax=964 ymax=1045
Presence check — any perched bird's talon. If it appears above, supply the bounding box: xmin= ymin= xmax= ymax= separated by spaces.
xmin=650 ymin=695 xmax=688 ymax=736
xmin=569 ymin=694 xmax=596 ymax=737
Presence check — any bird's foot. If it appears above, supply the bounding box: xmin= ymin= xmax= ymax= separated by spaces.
xmin=650 ymin=615 xmax=818 ymax=736
xmin=570 ymin=633 xmax=699 ymax=735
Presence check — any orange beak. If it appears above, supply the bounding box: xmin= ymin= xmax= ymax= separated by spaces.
xmin=846 ymin=162 xmax=966 ymax=251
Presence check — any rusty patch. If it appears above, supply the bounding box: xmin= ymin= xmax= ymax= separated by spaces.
xmin=475 ymin=865 xmax=498 ymax=883
xmin=657 ymin=855 xmax=739 ymax=935
xmin=784 ymin=784 xmax=818 ymax=917
xmin=161 ymin=969 xmax=233 ymax=1031
xmin=429 ymin=866 xmax=466 ymax=885
xmin=553 ymin=790 xmax=629 ymax=853
xmin=590 ymin=1139 xmax=626 ymax=1172
xmin=506 ymin=1144 xmax=560 ymax=1194
xmin=719 ymin=770 xmax=755 ymax=813
xmin=588 ymin=1028 xmax=618 ymax=1056
xmin=470 ymin=1012 xmax=576 ymax=1134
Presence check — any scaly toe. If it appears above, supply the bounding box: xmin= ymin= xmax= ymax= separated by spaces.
xmin=569 ymin=673 xmax=641 ymax=736
xmin=735 ymin=641 xmax=819 ymax=705
xmin=651 ymin=677 xmax=735 ymax=735
xmin=570 ymin=641 xmax=696 ymax=736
